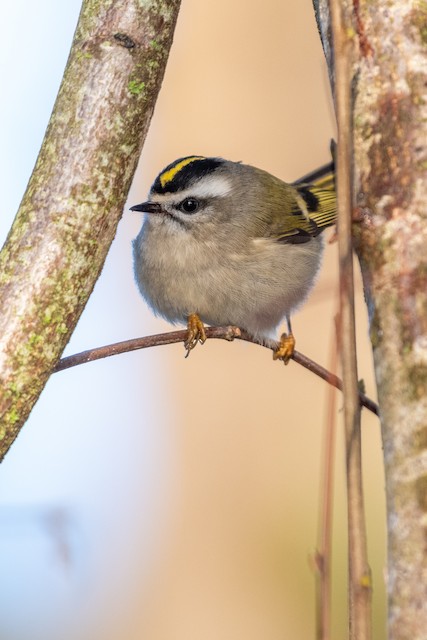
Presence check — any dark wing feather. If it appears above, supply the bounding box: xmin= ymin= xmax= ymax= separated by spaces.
xmin=274 ymin=170 xmax=336 ymax=245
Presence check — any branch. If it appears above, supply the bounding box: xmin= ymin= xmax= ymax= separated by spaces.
xmin=0 ymin=0 xmax=182 ymax=460
xmin=314 ymin=0 xmax=373 ymax=636
xmin=53 ymin=328 xmax=379 ymax=416
xmin=312 ymin=0 xmax=334 ymax=91
xmin=329 ymin=0 xmax=372 ymax=637
xmin=316 ymin=0 xmax=427 ymax=637
xmin=351 ymin=1 xmax=427 ymax=637
xmin=315 ymin=318 xmax=339 ymax=640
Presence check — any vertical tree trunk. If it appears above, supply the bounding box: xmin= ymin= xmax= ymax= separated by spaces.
xmin=314 ymin=1 xmax=427 ymax=637
xmin=0 ymin=0 xmax=182 ymax=459
xmin=354 ymin=3 xmax=427 ymax=636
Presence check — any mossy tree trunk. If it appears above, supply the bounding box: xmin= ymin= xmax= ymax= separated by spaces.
xmin=314 ymin=1 xmax=427 ymax=638
xmin=0 ymin=0 xmax=182 ymax=459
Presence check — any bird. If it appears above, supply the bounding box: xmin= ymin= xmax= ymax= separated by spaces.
xmin=131 ymin=155 xmax=336 ymax=363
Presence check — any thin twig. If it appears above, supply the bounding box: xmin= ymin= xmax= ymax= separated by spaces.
xmin=54 ymin=327 xmax=379 ymax=416
xmin=329 ymin=0 xmax=372 ymax=637
xmin=315 ymin=314 xmax=339 ymax=640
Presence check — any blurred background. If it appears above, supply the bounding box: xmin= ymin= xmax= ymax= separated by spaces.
xmin=0 ymin=1 xmax=386 ymax=638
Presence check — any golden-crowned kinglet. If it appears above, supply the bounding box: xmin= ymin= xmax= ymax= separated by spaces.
xmin=131 ymin=156 xmax=336 ymax=363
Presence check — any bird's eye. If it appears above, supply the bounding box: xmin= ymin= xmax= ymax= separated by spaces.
xmin=179 ymin=197 xmax=200 ymax=214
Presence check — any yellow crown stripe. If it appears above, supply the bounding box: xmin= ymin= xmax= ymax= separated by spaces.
xmin=159 ymin=156 xmax=206 ymax=188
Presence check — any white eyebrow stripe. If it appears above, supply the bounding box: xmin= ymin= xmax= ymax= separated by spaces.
xmin=189 ymin=175 xmax=232 ymax=199
xmin=151 ymin=175 xmax=232 ymax=202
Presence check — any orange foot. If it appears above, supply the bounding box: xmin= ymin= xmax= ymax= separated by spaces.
xmin=184 ymin=313 xmax=207 ymax=357
xmin=272 ymin=332 xmax=296 ymax=365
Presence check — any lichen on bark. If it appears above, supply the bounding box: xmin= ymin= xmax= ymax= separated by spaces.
xmin=314 ymin=0 xmax=427 ymax=637
xmin=0 ymin=0 xmax=182 ymax=459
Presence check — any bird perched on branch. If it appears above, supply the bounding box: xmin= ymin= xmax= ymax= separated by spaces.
xmin=131 ymin=155 xmax=335 ymax=363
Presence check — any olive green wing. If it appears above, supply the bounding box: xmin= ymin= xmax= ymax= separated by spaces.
xmin=274 ymin=177 xmax=336 ymax=245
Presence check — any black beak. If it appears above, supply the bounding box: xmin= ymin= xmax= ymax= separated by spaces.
xmin=130 ymin=201 xmax=163 ymax=214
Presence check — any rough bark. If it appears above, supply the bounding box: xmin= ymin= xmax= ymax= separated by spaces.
xmin=314 ymin=0 xmax=427 ymax=638
xmin=354 ymin=3 xmax=427 ymax=637
xmin=0 ymin=0 xmax=181 ymax=459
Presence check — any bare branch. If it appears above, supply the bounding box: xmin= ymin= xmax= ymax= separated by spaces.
xmin=352 ymin=2 xmax=427 ymax=637
xmin=0 ymin=0 xmax=182 ymax=459
xmin=53 ymin=328 xmax=379 ymax=416
xmin=312 ymin=0 xmax=334 ymax=90
xmin=329 ymin=0 xmax=372 ymax=636
xmin=316 ymin=0 xmax=427 ymax=637
xmin=315 ymin=318 xmax=339 ymax=640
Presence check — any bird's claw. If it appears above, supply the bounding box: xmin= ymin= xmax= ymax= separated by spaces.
xmin=273 ymin=332 xmax=296 ymax=365
xmin=184 ymin=313 xmax=207 ymax=357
